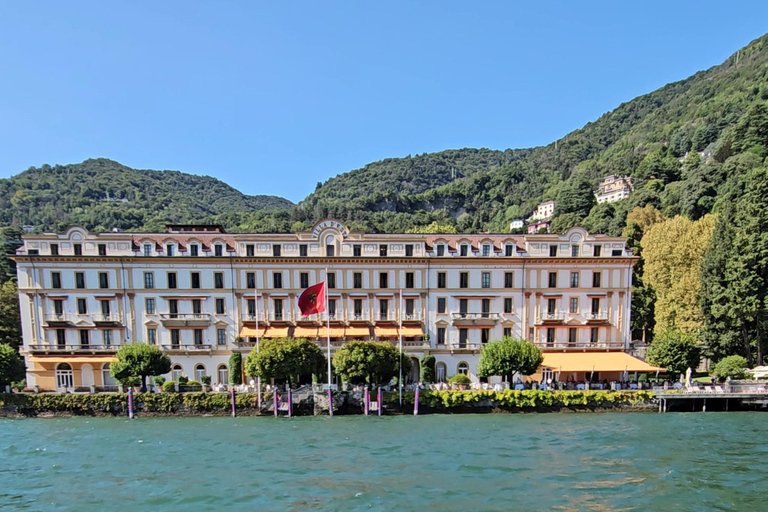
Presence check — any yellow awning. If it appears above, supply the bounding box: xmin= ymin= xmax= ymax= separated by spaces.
xmin=29 ymin=356 xmax=116 ymax=367
xmin=263 ymin=327 xmax=289 ymax=338
xmin=239 ymin=326 xmax=265 ymax=338
xmin=400 ymin=326 xmax=424 ymax=337
xmin=317 ymin=327 xmax=346 ymax=338
xmin=345 ymin=326 xmax=370 ymax=338
xmin=375 ymin=326 xmax=399 ymax=337
xmin=293 ymin=326 xmax=318 ymax=338
xmin=541 ymin=352 xmax=663 ymax=373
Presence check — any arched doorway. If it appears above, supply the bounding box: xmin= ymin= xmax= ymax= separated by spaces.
xmin=171 ymin=364 xmax=183 ymax=382
xmin=435 ymin=362 xmax=447 ymax=383
xmin=194 ymin=364 xmax=206 ymax=382
xmin=217 ymin=364 xmax=229 ymax=385
xmin=408 ymin=357 xmax=420 ymax=384
xmin=81 ymin=363 xmax=94 ymax=388
xmin=55 ymin=363 xmax=74 ymax=392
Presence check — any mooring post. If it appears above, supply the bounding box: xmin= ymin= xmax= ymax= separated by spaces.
xmin=231 ymin=387 xmax=236 ymax=418
xmin=127 ymin=387 xmax=134 ymax=420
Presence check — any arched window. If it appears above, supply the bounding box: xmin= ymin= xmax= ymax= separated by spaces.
xmin=435 ymin=362 xmax=447 ymax=382
xmin=325 ymin=235 xmax=336 ymax=257
xmin=217 ymin=364 xmax=229 ymax=385
xmin=171 ymin=364 xmax=183 ymax=382
xmin=194 ymin=364 xmax=206 ymax=382
xmin=55 ymin=363 xmax=74 ymax=391
xmin=101 ymin=363 xmax=117 ymax=387
xmin=457 ymin=362 xmax=469 ymax=375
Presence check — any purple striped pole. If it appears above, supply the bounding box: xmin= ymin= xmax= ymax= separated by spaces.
xmin=274 ymin=389 xmax=278 ymax=418
xmin=328 ymin=388 xmax=333 ymax=417
xmin=364 ymin=388 xmax=369 ymax=416
xmin=230 ymin=388 xmax=236 ymax=418
xmin=377 ymin=387 xmax=382 ymax=417
xmin=414 ymin=387 xmax=420 ymax=416
xmin=127 ymin=387 xmax=134 ymax=420
xmin=287 ymin=389 xmax=293 ymax=418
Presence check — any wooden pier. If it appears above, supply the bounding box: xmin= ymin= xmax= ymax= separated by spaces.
xmin=654 ymin=385 xmax=768 ymax=412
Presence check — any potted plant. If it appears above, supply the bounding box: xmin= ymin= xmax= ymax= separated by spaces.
xmin=449 ymin=373 xmax=472 ymax=390
xmin=201 ymin=375 xmax=212 ymax=391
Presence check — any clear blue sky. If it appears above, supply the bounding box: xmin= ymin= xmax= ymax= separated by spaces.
xmin=1 ymin=1 xmax=767 ymax=202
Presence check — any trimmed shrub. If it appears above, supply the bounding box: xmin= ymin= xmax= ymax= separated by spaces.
xmin=229 ymin=352 xmax=242 ymax=385
xmin=448 ymin=373 xmax=472 ymax=385
xmin=153 ymin=376 xmax=166 ymax=388
xmin=201 ymin=375 xmax=212 ymax=386
xmin=712 ymin=355 xmax=749 ymax=381
xmin=162 ymin=381 xmax=177 ymax=393
xmin=178 ymin=376 xmax=189 ymax=384
xmin=420 ymin=355 xmax=436 ymax=383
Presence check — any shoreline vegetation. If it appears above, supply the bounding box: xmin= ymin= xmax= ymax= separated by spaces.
xmin=0 ymin=390 xmax=656 ymax=418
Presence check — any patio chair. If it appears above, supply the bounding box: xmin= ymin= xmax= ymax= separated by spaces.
xmin=703 ymin=386 xmax=714 ymax=393
xmin=714 ymin=386 xmax=725 ymax=394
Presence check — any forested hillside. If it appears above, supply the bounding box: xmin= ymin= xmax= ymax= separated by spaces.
xmin=0 ymin=158 xmax=292 ymax=233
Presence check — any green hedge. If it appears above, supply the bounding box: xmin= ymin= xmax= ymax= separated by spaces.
xmin=384 ymin=389 xmax=654 ymax=409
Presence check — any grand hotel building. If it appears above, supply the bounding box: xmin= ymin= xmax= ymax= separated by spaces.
xmin=13 ymin=220 xmax=648 ymax=391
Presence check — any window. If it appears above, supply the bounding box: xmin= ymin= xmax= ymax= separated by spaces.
xmin=405 ymin=244 xmax=414 ymax=257
xmin=144 ymin=272 xmax=154 ymax=289
xmin=215 ymin=244 xmax=223 ymax=257
xmin=503 ymin=327 xmax=512 ymax=338
xmin=77 ymin=298 xmax=87 ymax=315
xmin=459 ymin=329 xmax=468 ymax=348
xmin=191 ymin=272 xmax=201 ymax=289
xmin=246 ymin=244 xmax=255 ymax=257
xmin=569 ymin=297 xmax=578 ymax=314
xmin=50 ymin=243 xmax=59 ymax=255
xmin=102 ymin=363 xmax=117 ymax=387
xmin=79 ymin=329 xmax=90 ymax=347
xmin=405 ymin=272 xmax=414 ymax=289
xmin=570 ymin=272 xmax=579 ymax=288
xmin=273 ymin=299 xmax=282 ymax=320
xmin=147 ymin=328 xmax=157 ymax=345
xmin=328 ymin=272 xmax=336 ymax=289
xmin=353 ymin=272 xmax=362 ymax=289
xmin=379 ymin=272 xmax=388 ymax=288
xmin=548 ymin=272 xmax=557 ymax=288
xmin=100 ymin=300 xmax=110 ymax=316
xmin=171 ymin=329 xmax=180 ymax=347
xmin=328 ymin=299 xmax=337 ymax=319
xmin=481 ymin=328 xmax=490 ymax=344
xmin=272 ymin=272 xmax=282 ymax=289
xmin=460 ymin=244 xmax=469 ymax=257
xmin=169 ymin=299 xmax=178 ymax=318
xmin=405 ymin=299 xmax=414 ymax=318
xmin=168 ymin=272 xmax=177 ymax=289
xmin=146 ymin=298 xmax=156 ymax=315
xmin=504 ymin=298 xmax=513 ymax=314
xmin=53 ymin=300 xmax=63 ymax=315
xmin=218 ymin=365 xmax=229 ymax=384
xmin=194 ymin=329 xmax=203 ymax=346
xmin=379 ymin=299 xmax=388 ymax=320
xmin=481 ymin=299 xmax=490 ymax=317
xmin=353 ymin=244 xmax=361 ymax=257
xmin=459 ymin=272 xmax=469 ymax=289
xmin=56 ymin=329 xmax=66 ymax=347
xmin=75 ymin=272 xmax=85 ymax=289
xmin=103 ymin=329 xmax=113 ymax=346
xmin=546 ymin=328 xmax=555 ymax=346
xmin=612 ymin=249 xmax=623 ymax=256
xmin=482 ymin=244 xmax=491 ymax=257
xmin=98 ymin=244 xmax=107 ymax=256
xmin=326 ymin=236 xmax=335 ymax=257
xmin=99 ymin=272 xmax=109 ymax=289
xmin=547 ymin=298 xmax=556 ymax=315
xmin=437 ymin=272 xmax=446 ymax=288
xmin=215 ymin=272 xmax=225 ymax=289
xmin=172 ymin=364 xmax=182 ymax=381
xmin=505 ymin=244 xmax=514 ymax=257
xmin=590 ymin=327 xmax=599 ymax=343
xmin=459 ymin=299 xmax=468 ymax=316
xmin=272 ymin=245 xmax=281 ymax=257
xmin=568 ymin=328 xmax=577 ymax=345
xmin=592 ymin=272 xmax=602 ymax=288
xmin=300 ymin=272 xmax=309 ymax=289
xmin=571 ymin=245 xmax=579 ymax=257
xmin=247 ymin=272 xmax=256 ymax=289
xmin=51 ymin=272 xmax=61 ymax=289
xmin=216 ymin=298 xmax=225 ymax=315
xmin=437 ymin=297 xmax=446 ymax=314
xmin=436 ymin=244 xmax=445 ymax=257
xmin=482 ymin=272 xmax=490 ymax=288
xmin=504 ymin=272 xmax=513 ymax=288
xmin=379 ymin=245 xmax=388 ymax=257
xmin=549 ymin=245 xmax=558 ymax=257
xmin=437 ymin=327 xmax=446 ymax=345
xmin=74 ymin=243 xmax=82 ymax=256
xmin=594 ymin=245 xmax=602 ymax=257
xmin=247 ymin=299 xmax=256 ymax=318
xmin=166 ymin=243 xmax=174 ymax=256
xmin=353 ymin=299 xmax=363 ymax=319
xmin=591 ymin=298 xmax=600 ymax=315
xmin=192 ymin=299 xmax=202 ymax=315
xmin=190 ymin=244 xmax=199 ymax=257
xmin=195 ymin=364 xmax=206 ymax=381
xmin=299 ymin=244 xmax=308 ymax=257
xmin=436 ymin=362 xmax=447 ymax=381
xmin=143 ymin=244 xmax=152 ymax=256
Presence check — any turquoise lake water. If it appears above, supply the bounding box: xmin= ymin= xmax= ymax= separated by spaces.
xmin=1 ymin=412 xmax=766 ymax=511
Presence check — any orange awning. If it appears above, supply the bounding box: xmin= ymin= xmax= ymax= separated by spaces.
xmin=263 ymin=327 xmax=289 ymax=338
xmin=29 ymin=356 xmax=116 ymax=367
xmin=293 ymin=326 xmax=318 ymax=338
xmin=345 ymin=326 xmax=370 ymax=338
xmin=400 ymin=326 xmax=424 ymax=337
xmin=317 ymin=327 xmax=346 ymax=338
xmin=540 ymin=352 xmax=663 ymax=373
xmin=239 ymin=326 xmax=265 ymax=338
xmin=375 ymin=326 xmax=399 ymax=337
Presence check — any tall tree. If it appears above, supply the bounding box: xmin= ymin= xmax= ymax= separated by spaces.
xmin=0 ymin=343 xmax=25 ymax=388
xmin=646 ymin=330 xmax=702 ymax=379
xmin=110 ymin=344 xmax=172 ymax=391
xmin=0 ymin=281 xmax=21 ymax=351
xmin=477 ymin=337 xmax=543 ymax=383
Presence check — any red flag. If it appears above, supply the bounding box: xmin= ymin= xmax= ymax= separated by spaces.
xmin=298 ymin=282 xmax=326 ymax=317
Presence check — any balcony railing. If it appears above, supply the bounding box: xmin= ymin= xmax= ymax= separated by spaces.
xmin=535 ymin=341 xmax=625 ymax=350
xmin=585 ymin=311 xmax=609 ymax=321
xmin=451 ymin=312 xmax=500 ymax=326
xmin=349 ymin=312 xmax=370 ymax=322
xmin=26 ymin=344 xmax=120 ymax=353
xmin=160 ymin=344 xmax=213 ymax=351
xmin=242 ymin=313 xmax=268 ymax=322
xmin=44 ymin=314 xmax=74 ymax=325
xmin=159 ymin=313 xmax=211 ymax=327
xmin=536 ymin=312 xmax=565 ymax=323
xmin=92 ymin=314 xmax=123 ymax=324
xmin=448 ymin=342 xmax=483 ymax=351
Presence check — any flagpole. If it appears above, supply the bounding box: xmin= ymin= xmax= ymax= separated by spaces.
xmin=325 ymin=267 xmax=331 ymax=391
xmin=255 ymin=282 xmax=261 ymax=410
xmin=399 ymin=288 xmax=403 ymax=407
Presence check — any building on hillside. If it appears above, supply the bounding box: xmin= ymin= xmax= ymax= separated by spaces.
xmin=595 ymin=175 xmax=634 ymax=204
xmin=13 ymin=220 xmax=649 ymax=391
xmin=527 ymin=220 xmax=550 ymax=234
xmin=528 ymin=200 xmax=555 ymax=221
xmin=509 ymin=219 xmax=524 ymax=231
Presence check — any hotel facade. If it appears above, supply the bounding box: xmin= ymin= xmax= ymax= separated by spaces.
xmin=13 ymin=220 xmax=644 ymax=391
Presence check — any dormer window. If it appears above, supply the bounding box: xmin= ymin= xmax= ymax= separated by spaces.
xmin=190 ymin=244 xmax=199 ymax=257
xmin=460 ymin=244 xmax=469 ymax=257
xmin=482 ymin=244 xmax=491 ymax=257
xmin=436 ymin=244 xmax=445 ymax=257
xmin=166 ymin=243 xmax=174 ymax=256
xmin=143 ymin=244 xmax=152 ymax=256
xmin=214 ymin=244 xmax=223 ymax=257
xmin=326 ymin=236 xmax=336 ymax=257
xmin=504 ymin=244 xmax=514 ymax=257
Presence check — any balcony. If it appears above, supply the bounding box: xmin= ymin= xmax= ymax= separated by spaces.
xmin=242 ymin=313 xmax=268 ymax=323
xmin=536 ymin=312 xmax=565 ymax=324
xmin=450 ymin=312 xmax=500 ymax=326
xmin=448 ymin=342 xmax=483 ymax=352
xmin=44 ymin=314 xmax=74 ymax=326
xmin=26 ymin=343 xmax=119 ymax=355
xmin=93 ymin=314 xmax=123 ymax=326
xmin=160 ymin=344 xmax=213 ymax=353
xmin=374 ymin=312 xmax=393 ymax=322
xmin=348 ymin=312 xmax=371 ymax=322
xmin=585 ymin=311 xmax=610 ymax=323
xmin=159 ymin=313 xmax=212 ymax=327
xmin=535 ymin=341 xmax=625 ymax=351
